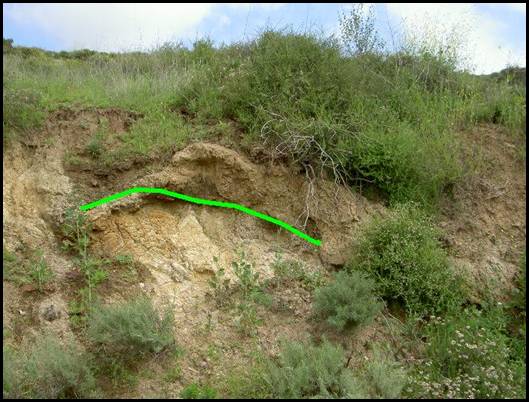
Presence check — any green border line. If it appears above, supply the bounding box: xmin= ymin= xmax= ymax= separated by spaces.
xmin=79 ymin=187 xmax=321 ymax=247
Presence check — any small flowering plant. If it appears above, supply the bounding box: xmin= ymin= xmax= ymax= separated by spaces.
xmin=405 ymin=306 xmax=526 ymax=399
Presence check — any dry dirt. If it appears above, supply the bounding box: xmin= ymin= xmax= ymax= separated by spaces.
xmin=2 ymin=108 xmax=526 ymax=397
xmin=439 ymin=124 xmax=526 ymax=301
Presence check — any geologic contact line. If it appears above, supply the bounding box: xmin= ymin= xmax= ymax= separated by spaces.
xmin=79 ymin=187 xmax=322 ymax=246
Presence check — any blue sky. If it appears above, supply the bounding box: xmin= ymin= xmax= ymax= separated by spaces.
xmin=3 ymin=3 xmax=526 ymax=74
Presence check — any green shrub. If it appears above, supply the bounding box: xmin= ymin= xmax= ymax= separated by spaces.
xmin=361 ymin=349 xmax=407 ymax=399
xmin=222 ymin=339 xmax=406 ymax=399
xmin=406 ymin=305 xmax=526 ymax=399
xmin=350 ymin=203 xmax=464 ymax=316
xmin=87 ymin=297 xmax=175 ymax=359
xmin=262 ymin=339 xmax=363 ymax=399
xmin=180 ymin=383 xmax=217 ymax=399
xmin=313 ymin=270 xmax=383 ymax=331
xmin=3 ymin=334 xmax=98 ymax=399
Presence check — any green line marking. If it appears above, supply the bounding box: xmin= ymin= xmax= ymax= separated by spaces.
xmin=79 ymin=187 xmax=321 ymax=247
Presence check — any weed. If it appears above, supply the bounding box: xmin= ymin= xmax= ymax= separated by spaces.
xmin=60 ymin=208 xmax=91 ymax=256
xmin=3 ymin=248 xmax=25 ymax=284
xmin=87 ymin=297 xmax=175 ymax=360
xmin=180 ymin=383 xmax=217 ymax=399
xmin=235 ymin=301 xmax=262 ymax=337
xmin=114 ymin=254 xmax=139 ymax=282
xmin=3 ymin=333 xmax=98 ymax=399
xmin=115 ymin=254 xmax=134 ymax=266
xmin=360 ymin=347 xmax=407 ymax=398
xmin=510 ymin=252 xmax=526 ymax=317
xmin=207 ymin=256 xmax=232 ymax=308
xmin=262 ymin=339 xmax=363 ymax=398
xmin=163 ymin=364 xmax=182 ymax=383
xmin=2 ymin=87 xmax=46 ymax=134
xmin=3 ymin=248 xmax=54 ymax=291
xmin=313 ymin=270 xmax=383 ymax=331
xmin=229 ymin=253 xmax=272 ymax=336
xmin=232 ymin=252 xmax=271 ymax=306
xmin=28 ymin=250 xmax=54 ymax=291
xmin=270 ymin=254 xmax=324 ymax=291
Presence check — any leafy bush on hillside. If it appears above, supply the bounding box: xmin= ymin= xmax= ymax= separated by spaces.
xmin=350 ymin=203 xmax=464 ymax=316
xmin=313 ymin=270 xmax=383 ymax=331
xmin=87 ymin=297 xmax=175 ymax=359
xmin=3 ymin=334 xmax=98 ymax=399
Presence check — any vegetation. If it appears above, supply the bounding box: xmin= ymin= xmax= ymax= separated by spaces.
xmin=2 ymin=5 xmax=525 ymax=207
xmin=262 ymin=339 xmax=361 ymax=398
xmin=350 ymin=203 xmax=464 ymax=316
xmin=222 ymin=339 xmax=406 ymax=399
xmin=406 ymin=305 xmax=526 ymax=399
xmin=270 ymin=254 xmax=325 ymax=291
xmin=180 ymin=383 xmax=217 ymax=399
xmin=87 ymin=297 xmax=175 ymax=360
xmin=511 ymin=252 xmax=526 ymax=316
xmin=2 ymin=5 xmax=526 ymax=399
xmin=3 ymin=334 xmax=98 ymax=399
xmin=3 ymin=248 xmax=54 ymax=291
xmin=313 ymin=270 xmax=383 ymax=331
xmin=60 ymin=207 xmax=109 ymax=320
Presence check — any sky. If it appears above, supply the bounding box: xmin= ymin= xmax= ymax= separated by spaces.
xmin=3 ymin=3 xmax=526 ymax=74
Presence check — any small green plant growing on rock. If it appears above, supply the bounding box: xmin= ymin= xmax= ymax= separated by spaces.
xmin=232 ymin=252 xmax=271 ymax=306
xmin=60 ymin=207 xmax=91 ymax=256
xmin=231 ymin=252 xmax=272 ymax=336
xmin=313 ymin=270 xmax=383 ymax=331
xmin=208 ymin=256 xmax=232 ymax=308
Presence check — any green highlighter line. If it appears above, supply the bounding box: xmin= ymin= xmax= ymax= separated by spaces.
xmin=79 ymin=187 xmax=322 ymax=247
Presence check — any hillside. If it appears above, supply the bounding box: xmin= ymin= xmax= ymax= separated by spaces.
xmin=2 ymin=14 xmax=526 ymax=400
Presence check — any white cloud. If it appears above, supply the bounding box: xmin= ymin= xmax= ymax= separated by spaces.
xmin=4 ymin=3 xmax=217 ymax=51
xmin=3 ymin=3 xmax=288 ymax=51
xmin=507 ymin=3 xmax=526 ymax=14
xmin=385 ymin=3 xmax=526 ymax=74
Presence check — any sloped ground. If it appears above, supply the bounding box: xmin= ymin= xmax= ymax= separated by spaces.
xmin=440 ymin=124 xmax=526 ymax=301
xmin=2 ymin=107 xmax=525 ymax=397
xmin=3 ymin=107 xmax=385 ymax=396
